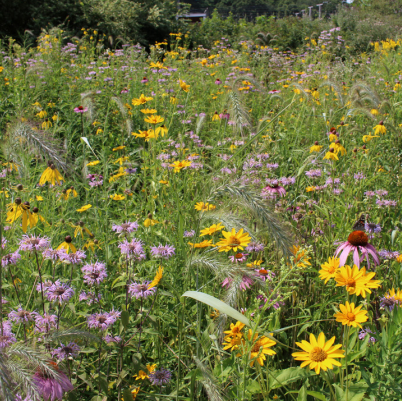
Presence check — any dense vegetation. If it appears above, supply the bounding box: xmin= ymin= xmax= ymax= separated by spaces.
xmin=1 ymin=1 xmax=402 ymax=400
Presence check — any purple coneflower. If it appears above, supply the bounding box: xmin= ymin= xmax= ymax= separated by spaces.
xmin=150 ymin=244 xmax=175 ymax=259
xmin=2 ymin=251 xmax=21 ymax=267
xmin=255 ymin=268 xmax=275 ymax=282
xmin=34 ymin=313 xmax=57 ymax=333
xmin=261 ymin=182 xmax=286 ymax=198
xmin=334 ymin=230 xmax=380 ymax=268
xmin=118 ymin=238 xmax=146 ymax=260
xmin=32 ymin=365 xmax=74 ymax=401
xmin=214 ymin=79 xmax=222 ymax=85
xmin=79 ymin=291 xmax=102 ymax=305
xmin=19 ymin=235 xmax=50 ymax=252
xmin=221 ymin=276 xmax=253 ymax=291
xmin=128 ymin=281 xmax=156 ymax=299
xmin=228 ymin=253 xmax=248 ymax=263
xmin=9 ymin=308 xmax=38 ymax=324
xmin=149 ymin=368 xmax=172 ymax=386
xmin=46 ymin=281 xmax=75 ymax=303
xmin=112 ymin=221 xmax=138 ymax=234
xmin=52 ymin=342 xmax=80 ymax=360
xmin=74 ymin=105 xmax=88 ymax=113
xmin=87 ymin=310 xmax=120 ymax=331
xmin=82 ymin=262 xmax=107 ymax=285
xmin=141 ymin=77 xmax=148 ymax=83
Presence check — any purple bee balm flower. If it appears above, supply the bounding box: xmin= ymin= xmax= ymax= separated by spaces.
xmin=52 ymin=342 xmax=80 ymax=360
xmin=81 ymin=261 xmax=107 ymax=285
xmin=112 ymin=221 xmax=138 ymax=233
xmin=19 ymin=235 xmax=50 ymax=252
xmin=60 ymin=250 xmax=86 ymax=264
xmin=150 ymin=244 xmax=175 ymax=259
xmin=261 ymin=184 xmax=286 ymax=198
xmin=0 ymin=330 xmax=16 ymax=348
xmin=118 ymin=238 xmax=146 ymax=260
xmin=87 ymin=310 xmax=120 ymax=331
xmin=43 ymin=248 xmax=66 ymax=261
xmin=36 ymin=280 xmax=53 ymax=293
xmin=32 ymin=367 xmax=74 ymax=401
xmin=359 ymin=328 xmax=376 ymax=343
xmin=128 ymin=281 xmax=156 ymax=299
xmin=79 ymin=291 xmax=102 ymax=305
xmin=9 ymin=308 xmax=38 ymax=324
xmin=149 ymin=368 xmax=172 ymax=386
xmin=228 ymin=253 xmax=249 ymax=263
xmin=103 ymin=335 xmax=122 ymax=344
xmin=380 ymin=295 xmax=398 ymax=312
xmin=378 ymin=250 xmax=399 ymax=260
xmin=46 ymin=281 xmax=75 ymax=303
xmin=246 ymin=242 xmax=264 ymax=253
xmin=1 ymin=251 xmax=21 ymax=267
xmin=334 ymin=230 xmax=380 ymax=268
xmin=74 ymin=105 xmax=88 ymax=113
xmin=183 ymin=230 xmax=195 ymax=238
xmin=34 ymin=313 xmax=57 ymax=333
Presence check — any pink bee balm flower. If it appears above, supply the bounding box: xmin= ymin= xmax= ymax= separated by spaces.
xmin=335 ymin=230 xmax=380 ymax=268
xmin=74 ymin=105 xmax=88 ymax=113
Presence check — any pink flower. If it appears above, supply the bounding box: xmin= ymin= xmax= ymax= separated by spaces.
xmin=334 ymin=230 xmax=380 ymax=268
xmin=261 ymin=184 xmax=286 ymax=198
xmin=214 ymin=79 xmax=222 ymax=85
xmin=74 ymin=106 xmax=88 ymax=113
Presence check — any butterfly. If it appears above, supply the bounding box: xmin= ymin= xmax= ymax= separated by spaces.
xmin=353 ymin=214 xmax=378 ymax=232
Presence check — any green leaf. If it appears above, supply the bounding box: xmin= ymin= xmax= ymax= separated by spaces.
xmin=297 ymin=384 xmax=307 ymax=401
xmin=182 ymin=291 xmax=249 ymax=326
xmin=121 ymin=311 xmax=130 ymax=328
xmin=123 ymin=389 xmax=134 ymax=401
xmin=247 ymin=380 xmax=261 ymax=394
xmin=307 ymin=391 xmax=327 ymax=401
xmin=269 ymin=367 xmax=315 ymax=389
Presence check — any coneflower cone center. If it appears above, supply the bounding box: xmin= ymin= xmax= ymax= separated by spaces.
xmin=310 ymin=347 xmax=327 ymax=362
xmin=346 ymin=312 xmax=356 ymax=321
xmin=348 ymin=231 xmax=368 ymax=246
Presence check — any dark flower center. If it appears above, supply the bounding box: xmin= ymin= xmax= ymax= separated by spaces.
xmin=62 ymin=346 xmax=73 ymax=354
xmin=89 ymin=272 xmax=99 ymax=279
xmin=29 ymin=239 xmax=40 ymax=245
xmin=54 ymin=287 xmax=66 ymax=296
xmin=310 ymin=346 xmax=327 ymax=362
xmin=348 ymin=231 xmax=369 ymax=246
xmin=98 ymin=317 xmax=107 ymax=324
xmin=139 ymin=284 xmax=148 ymax=291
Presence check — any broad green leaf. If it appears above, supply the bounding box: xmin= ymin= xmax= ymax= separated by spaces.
xmin=182 ymin=291 xmax=249 ymax=326
xmin=121 ymin=311 xmax=130 ymax=328
xmin=269 ymin=367 xmax=315 ymax=389
xmin=297 ymin=384 xmax=307 ymax=401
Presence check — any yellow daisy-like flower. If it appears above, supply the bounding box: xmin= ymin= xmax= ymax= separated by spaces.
xmin=374 ymin=122 xmax=386 ymax=135
xmin=290 ymin=246 xmax=311 ymax=268
xmin=57 ymin=237 xmax=77 ymax=254
xmin=323 ymin=149 xmax=338 ymax=161
xmin=319 ymin=257 xmax=340 ymax=284
xmin=397 ymin=255 xmax=402 ymax=263
xmin=179 ymin=79 xmax=190 ymax=92
xmin=39 ymin=164 xmax=64 ymax=186
xmin=147 ymin=266 xmax=164 ymax=289
xmin=246 ymin=260 xmax=263 ymax=268
xmin=334 ymin=301 xmax=368 ymax=328
xmin=112 ymin=146 xmax=126 ymax=151
xmin=200 ymin=223 xmax=225 ymax=236
xmin=110 ymin=194 xmax=125 ymax=201
xmin=59 ymin=188 xmax=78 ymax=201
xmin=362 ymin=135 xmax=379 ymax=143
xmin=130 ymin=387 xmax=140 ymax=399
xmin=87 ymin=161 xmax=100 ymax=166
xmin=188 ymin=240 xmax=215 ymax=248
xmin=223 ymin=321 xmax=245 ymax=339
xmin=306 ymin=186 xmax=317 ymax=192
xmin=194 ymin=202 xmax=216 ymax=211
xmin=132 ymin=94 xmax=153 ymax=106
xmin=170 ymin=160 xmax=192 ymax=173
xmin=243 ymin=330 xmax=276 ymax=367
xmin=334 ymin=265 xmax=381 ymax=298
xmin=132 ymin=129 xmax=157 ymax=141
xmin=212 ymin=111 xmax=220 ymax=121
xmin=143 ymin=218 xmax=158 ymax=227
xmin=140 ymin=108 xmax=157 ymax=114
xmin=328 ymin=133 xmax=338 ymax=142
xmin=329 ymin=142 xmax=346 ymax=156
xmin=223 ymin=336 xmax=242 ymax=351
xmin=6 ymin=201 xmax=38 ymax=233
xmin=77 ymin=204 xmax=92 ymax=213
xmin=292 ymin=332 xmax=345 ymax=374
xmin=155 ymin=124 xmax=168 ymax=137
xmin=309 ymin=143 xmax=322 ymax=153
xmin=144 ymin=115 xmax=164 ymax=124
xmin=133 ymin=370 xmax=148 ymax=380
xmin=216 ymin=228 xmax=251 ymax=252
xmin=370 ymin=109 xmax=379 ymax=115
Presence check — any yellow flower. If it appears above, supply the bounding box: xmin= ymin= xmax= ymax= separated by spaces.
xmin=155 ymin=124 xmax=168 ymax=137
xmin=223 ymin=336 xmax=242 ymax=351
xmin=110 ymin=194 xmax=125 ymax=200
xmin=292 ymin=332 xmax=345 ymax=374
xmin=216 ymin=228 xmax=251 ymax=252
xmin=290 ymin=246 xmax=311 ymax=268
xmin=130 ymin=387 xmax=140 ymax=399
xmin=132 ymin=129 xmax=157 ymax=141
xmin=374 ymin=123 xmax=386 ymax=135
xmin=309 ymin=143 xmax=322 ymax=153
xmin=188 ymin=240 xmax=215 ymax=248
xmin=170 ymin=160 xmax=192 ymax=172
xmin=397 ymin=255 xmax=402 ymax=263
xmin=335 ymin=265 xmax=381 ymax=298
xmin=328 ymin=133 xmax=338 ymax=142
xmin=87 ymin=161 xmax=100 ymax=166
xmin=42 ymin=119 xmax=52 ymax=129
xmin=39 ymin=165 xmax=64 ymax=186
xmin=246 ymin=260 xmax=263 ymax=268
xmin=323 ymin=150 xmax=338 ymax=161
xmin=144 ymin=115 xmax=164 ymax=124
xmin=3 ymin=162 xmax=19 ymax=172
xmin=319 ymin=257 xmax=340 ymax=284
xmin=59 ymin=188 xmax=78 ymax=201
xmin=133 ymin=370 xmax=148 ymax=380
xmin=96 ymin=128 xmax=103 ymax=135
xmin=132 ymin=94 xmax=153 ymax=106
xmin=6 ymin=202 xmax=38 ymax=233
xmin=148 ymin=266 xmax=164 ymax=289
xmin=223 ymin=321 xmax=245 ymax=339
xmin=362 ymin=135 xmax=379 ymax=143
xmin=306 ymin=186 xmax=317 ymax=192
xmin=159 ymin=180 xmax=169 ymax=185
xmin=334 ymin=301 xmax=368 ymax=328
xmin=200 ymin=223 xmax=225 ymax=236
xmin=144 ymin=218 xmax=158 ymax=227
xmin=212 ymin=112 xmax=220 ymax=121
xmin=194 ymin=202 xmax=216 ymax=211
xmin=170 ymin=96 xmax=178 ymax=104
xmin=57 ymin=238 xmax=77 ymax=254
xmin=112 ymin=146 xmax=126 ymax=151
xmin=370 ymin=109 xmax=379 ymax=115
xmin=140 ymin=108 xmax=157 ymax=114
xmin=329 ymin=142 xmax=346 ymax=156
xmin=77 ymin=204 xmax=92 ymax=212
xmin=113 ymin=157 xmax=129 ymax=165
xmin=179 ymin=79 xmax=190 ymax=92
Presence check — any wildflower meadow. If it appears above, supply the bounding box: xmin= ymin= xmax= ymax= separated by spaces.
xmin=1 ymin=17 xmax=402 ymax=401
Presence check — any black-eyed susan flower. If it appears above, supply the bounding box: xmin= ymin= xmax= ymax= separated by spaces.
xmin=132 ymin=94 xmax=153 ymax=106
xmin=216 ymin=228 xmax=251 ymax=252
xmin=6 ymin=199 xmax=38 ymax=233
xmin=179 ymin=79 xmax=190 ymax=92
xmin=132 ymin=129 xmax=157 ymax=141
xmin=57 ymin=235 xmax=77 ymax=254
xmin=323 ymin=148 xmax=338 ymax=161
xmin=194 ymin=202 xmax=216 ymax=211
xmin=223 ymin=321 xmax=245 ymax=340
xmin=140 ymin=108 xmax=157 ymax=114
xmin=170 ymin=160 xmax=192 ymax=173
xmin=59 ymin=187 xmax=78 ymax=201
xmin=155 ymin=124 xmax=168 ymax=137
xmin=212 ymin=111 xmax=220 ymax=121
xmin=110 ymin=194 xmax=125 ymax=201
xmin=374 ymin=121 xmax=386 ymax=135
xmin=292 ymin=332 xmax=345 ymax=374
xmin=70 ymin=221 xmax=93 ymax=238
xmin=144 ymin=115 xmax=164 ymax=124
xmin=200 ymin=223 xmax=225 ymax=236
xmin=362 ymin=134 xmax=379 ymax=143
xmin=335 ymin=265 xmax=381 ymax=297
xmin=319 ymin=257 xmax=340 ymax=284
xmin=241 ymin=330 xmax=276 ymax=367
xmin=334 ymin=301 xmax=368 ymax=328
xmin=39 ymin=162 xmax=64 ymax=186
xmin=329 ymin=140 xmax=346 ymax=156
xmin=188 ymin=240 xmax=215 ymax=248
xmin=309 ymin=141 xmax=322 ymax=153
